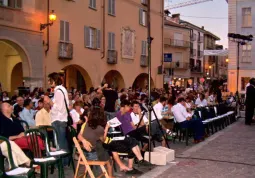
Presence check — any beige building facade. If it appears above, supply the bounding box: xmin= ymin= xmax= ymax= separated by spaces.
xmin=0 ymin=0 xmax=164 ymax=93
xmin=163 ymin=16 xmax=190 ymax=87
xmin=0 ymin=0 xmax=45 ymax=93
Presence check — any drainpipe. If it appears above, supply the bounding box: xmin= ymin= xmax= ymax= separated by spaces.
xmin=161 ymin=0 xmax=164 ymax=86
xmin=101 ymin=0 xmax=105 ymax=59
xmin=45 ymin=0 xmax=50 ymax=55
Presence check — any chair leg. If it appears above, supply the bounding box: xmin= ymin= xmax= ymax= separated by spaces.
xmin=100 ymin=165 xmax=109 ymax=178
xmin=74 ymin=156 xmax=81 ymax=178
xmin=40 ymin=165 xmax=48 ymax=178
xmin=185 ymin=129 xmax=189 ymax=146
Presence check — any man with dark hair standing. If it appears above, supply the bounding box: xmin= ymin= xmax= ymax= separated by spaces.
xmin=98 ymin=83 xmax=118 ymax=121
xmin=44 ymin=72 xmax=69 ymax=165
xmin=245 ymin=78 xmax=255 ymax=125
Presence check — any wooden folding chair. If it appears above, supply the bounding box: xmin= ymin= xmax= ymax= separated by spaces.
xmin=73 ymin=137 xmax=109 ymax=178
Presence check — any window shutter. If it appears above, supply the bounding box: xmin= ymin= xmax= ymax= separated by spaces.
xmin=139 ymin=9 xmax=142 ymax=25
xmin=112 ymin=33 xmax=115 ymax=50
xmin=108 ymin=0 xmax=111 ymax=14
xmin=144 ymin=41 xmax=147 ymax=55
xmin=97 ymin=29 xmax=101 ymax=49
xmin=60 ymin=20 xmax=64 ymax=41
xmin=65 ymin=22 xmax=70 ymax=42
xmin=112 ymin=0 xmax=115 ymax=15
xmin=108 ymin=32 xmax=111 ymax=50
xmin=94 ymin=0 xmax=96 ymax=8
xmin=16 ymin=0 xmax=22 ymax=8
xmin=141 ymin=41 xmax=144 ymax=55
xmin=84 ymin=26 xmax=90 ymax=47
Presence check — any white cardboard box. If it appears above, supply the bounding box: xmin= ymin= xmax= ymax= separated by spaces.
xmin=153 ymin=146 xmax=175 ymax=162
xmin=144 ymin=151 xmax=167 ymax=165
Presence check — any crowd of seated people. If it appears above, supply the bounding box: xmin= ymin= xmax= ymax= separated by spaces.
xmin=0 ymin=75 xmax=235 ymax=176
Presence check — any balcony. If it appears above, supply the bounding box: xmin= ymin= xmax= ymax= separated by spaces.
xmin=58 ymin=42 xmax=73 ymax=59
xmin=107 ymin=50 xmax=117 ymax=64
xmin=164 ymin=38 xmax=190 ymax=48
xmin=197 ymin=50 xmax=204 ymax=58
xmin=198 ymin=36 xmax=204 ymax=43
xmin=191 ymin=65 xmax=202 ymax=73
xmin=164 ymin=62 xmax=190 ymax=69
xmin=191 ymin=34 xmax=197 ymax=41
xmin=190 ymin=49 xmax=197 ymax=57
xmin=140 ymin=55 xmax=148 ymax=67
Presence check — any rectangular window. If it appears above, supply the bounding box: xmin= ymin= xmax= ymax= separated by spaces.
xmin=242 ymin=7 xmax=252 ymax=27
xmin=241 ymin=77 xmax=250 ymax=91
xmin=60 ymin=20 xmax=70 ymax=42
xmin=141 ymin=41 xmax=147 ymax=55
xmin=141 ymin=0 xmax=147 ymax=5
xmin=139 ymin=9 xmax=146 ymax=26
xmin=84 ymin=26 xmax=100 ymax=49
xmin=108 ymin=32 xmax=115 ymax=50
xmin=0 ymin=0 xmax=22 ymax=8
xmin=108 ymin=0 xmax=115 ymax=16
xmin=89 ymin=0 xmax=96 ymax=9
xmin=242 ymin=44 xmax=252 ymax=62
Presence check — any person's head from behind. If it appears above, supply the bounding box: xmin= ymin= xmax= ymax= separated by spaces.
xmin=0 ymin=102 xmax=13 ymax=116
xmin=88 ymin=107 xmax=106 ymax=129
xmin=16 ymin=96 xmax=24 ymax=107
xmin=132 ymin=101 xmax=140 ymax=113
xmin=140 ymin=94 xmax=147 ymax=103
xmin=159 ymin=96 xmax=167 ymax=106
xmin=48 ymin=72 xmax=63 ymax=88
xmin=120 ymin=94 xmax=127 ymax=102
xmin=2 ymin=91 xmax=8 ymax=98
xmin=177 ymin=97 xmax=186 ymax=106
xmin=24 ymin=99 xmax=33 ymax=109
xmin=250 ymin=78 xmax=255 ymax=86
xmin=120 ymin=100 xmax=131 ymax=113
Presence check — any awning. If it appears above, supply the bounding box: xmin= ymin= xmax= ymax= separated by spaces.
xmin=203 ymin=50 xmax=228 ymax=56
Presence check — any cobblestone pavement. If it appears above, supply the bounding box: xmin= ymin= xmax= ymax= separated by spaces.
xmin=140 ymin=117 xmax=255 ymax=178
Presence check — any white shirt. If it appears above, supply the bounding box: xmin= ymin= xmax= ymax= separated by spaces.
xmin=70 ymin=108 xmax=84 ymax=123
xmin=51 ymin=85 xmax=69 ymax=123
xmin=151 ymin=102 xmax=164 ymax=121
xmin=195 ymin=98 xmax=208 ymax=107
xmin=171 ymin=103 xmax=191 ymax=123
xmin=130 ymin=112 xmax=148 ymax=125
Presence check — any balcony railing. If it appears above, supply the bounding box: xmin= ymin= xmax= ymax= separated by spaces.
xmin=191 ymin=34 xmax=197 ymax=41
xmin=165 ymin=62 xmax=190 ymax=69
xmin=190 ymin=49 xmax=197 ymax=56
xmin=197 ymin=50 xmax=204 ymax=58
xmin=140 ymin=55 xmax=148 ymax=67
xmin=107 ymin=50 xmax=117 ymax=64
xmin=198 ymin=36 xmax=204 ymax=43
xmin=164 ymin=38 xmax=190 ymax=48
xmin=58 ymin=42 xmax=73 ymax=59
xmin=191 ymin=65 xmax=202 ymax=73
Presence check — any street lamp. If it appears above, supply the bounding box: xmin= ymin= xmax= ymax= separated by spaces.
xmin=40 ymin=10 xmax=57 ymax=31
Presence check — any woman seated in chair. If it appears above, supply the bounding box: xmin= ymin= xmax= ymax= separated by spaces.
xmin=78 ymin=100 xmax=149 ymax=175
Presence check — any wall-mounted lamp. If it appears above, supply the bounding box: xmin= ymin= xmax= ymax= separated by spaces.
xmin=226 ymin=58 xmax=229 ymax=63
xmin=209 ymin=65 xmax=212 ymax=69
xmin=40 ymin=10 xmax=57 ymax=31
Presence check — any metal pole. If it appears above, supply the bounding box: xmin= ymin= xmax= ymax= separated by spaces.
xmin=237 ymin=42 xmax=240 ymax=94
xmin=147 ymin=0 xmax=152 ymax=163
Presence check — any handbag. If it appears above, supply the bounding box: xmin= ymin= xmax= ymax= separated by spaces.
xmin=58 ymin=89 xmax=73 ymax=126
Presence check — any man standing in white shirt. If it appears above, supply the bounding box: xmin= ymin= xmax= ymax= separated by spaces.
xmin=44 ymin=72 xmax=69 ymax=166
xmin=172 ymin=97 xmax=205 ymax=143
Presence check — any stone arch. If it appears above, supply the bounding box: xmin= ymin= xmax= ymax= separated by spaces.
xmin=0 ymin=38 xmax=31 ymax=92
xmin=11 ymin=62 xmax=23 ymax=93
xmin=62 ymin=64 xmax=93 ymax=93
xmin=0 ymin=37 xmax=31 ymax=77
xmin=132 ymin=73 xmax=155 ymax=89
xmin=102 ymin=70 xmax=125 ymax=89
